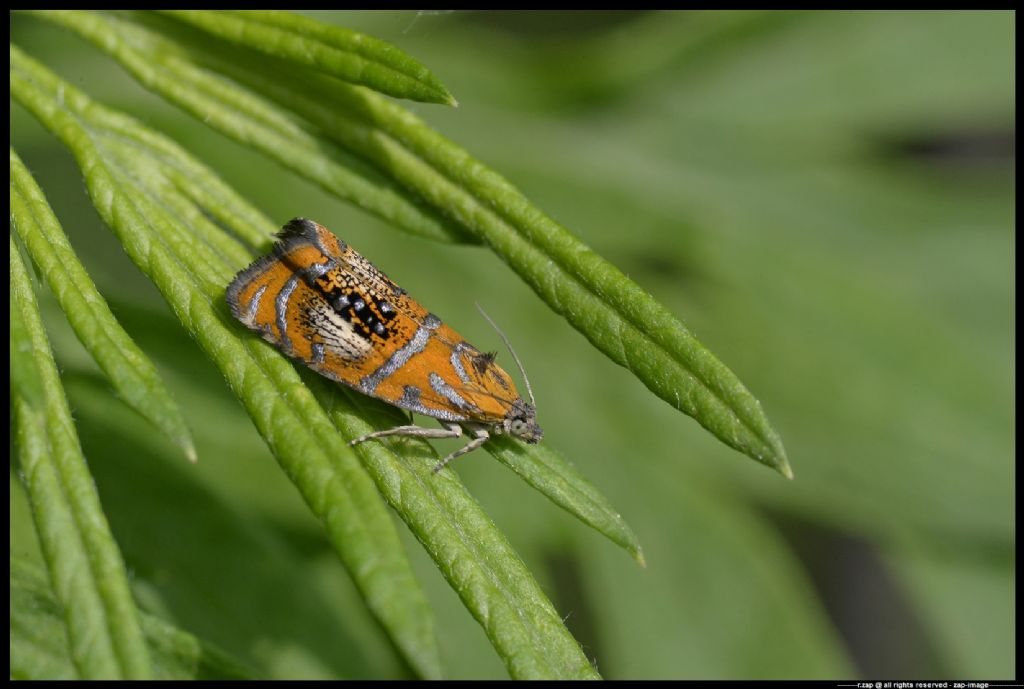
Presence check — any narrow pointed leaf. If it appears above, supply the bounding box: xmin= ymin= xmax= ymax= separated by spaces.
xmin=11 ymin=236 xmax=153 ymax=679
xmin=488 ymin=437 xmax=646 ymax=566
xmin=159 ymin=9 xmax=457 ymax=106
xmin=11 ymin=146 xmax=196 ymax=463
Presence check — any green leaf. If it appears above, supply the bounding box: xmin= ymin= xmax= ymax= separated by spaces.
xmin=10 ymin=146 xmax=196 ymax=463
xmin=20 ymin=9 xmax=464 ymax=245
xmin=124 ymin=10 xmax=791 ymax=477
xmin=9 ymin=43 xmax=441 ymax=680
xmin=159 ymin=9 xmax=457 ymax=106
xmin=10 ymin=235 xmax=153 ymax=679
xmin=10 ymin=556 xmax=253 ymax=680
xmin=318 ymin=381 xmax=601 ymax=679
xmin=487 ymin=437 xmax=645 ymax=567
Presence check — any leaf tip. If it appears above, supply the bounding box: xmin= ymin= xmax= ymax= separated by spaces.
xmin=426 ymin=77 xmax=457 ymax=107
xmin=778 ymin=456 xmax=794 ymax=480
xmin=444 ymin=92 xmax=459 ymax=108
xmin=632 ymin=548 xmax=647 ymax=569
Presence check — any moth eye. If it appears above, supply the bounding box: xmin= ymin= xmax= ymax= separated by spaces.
xmin=511 ymin=419 xmax=525 ymax=434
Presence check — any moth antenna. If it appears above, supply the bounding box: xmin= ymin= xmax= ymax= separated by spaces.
xmin=475 ymin=303 xmax=535 ymax=406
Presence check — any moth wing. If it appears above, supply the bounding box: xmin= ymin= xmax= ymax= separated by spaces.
xmin=227 ymin=218 xmax=522 ymax=424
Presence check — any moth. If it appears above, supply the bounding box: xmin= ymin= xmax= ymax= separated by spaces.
xmin=226 ymin=218 xmax=542 ymax=471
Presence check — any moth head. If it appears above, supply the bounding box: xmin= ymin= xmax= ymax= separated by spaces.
xmin=505 ymin=398 xmax=542 ymax=444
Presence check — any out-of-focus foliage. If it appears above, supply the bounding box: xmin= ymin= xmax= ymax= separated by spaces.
xmin=10 ymin=10 xmax=1013 ymax=679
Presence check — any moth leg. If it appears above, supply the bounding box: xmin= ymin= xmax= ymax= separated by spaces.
xmin=348 ymin=423 xmax=462 ymax=448
xmin=432 ymin=428 xmax=491 ymax=474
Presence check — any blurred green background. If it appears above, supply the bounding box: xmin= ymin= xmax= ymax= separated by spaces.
xmin=10 ymin=10 xmax=1014 ymax=679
